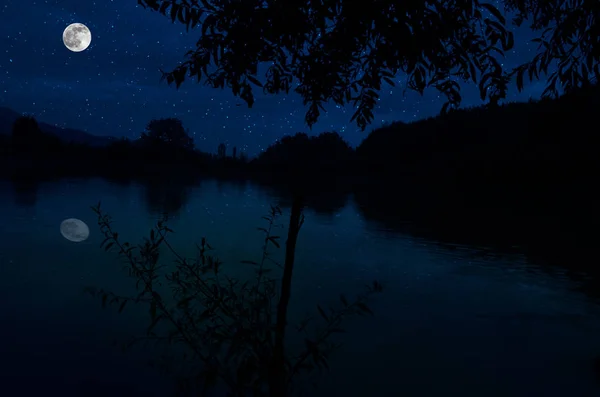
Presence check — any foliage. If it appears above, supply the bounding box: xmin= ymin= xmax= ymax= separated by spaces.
xmin=505 ymin=0 xmax=600 ymax=97
xmin=140 ymin=117 xmax=195 ymax=151
xmin=136 ymin=0 xmax=515 ymax=130
xmin=87 ymin=202 xmax=382 ymax=397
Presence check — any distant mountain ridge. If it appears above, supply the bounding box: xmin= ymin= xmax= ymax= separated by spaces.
xmin=0 ymin=106 xmax=114 ymax=147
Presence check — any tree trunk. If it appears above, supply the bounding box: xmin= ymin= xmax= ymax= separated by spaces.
xmin=270 ymin=192 xmax=304 ymax=397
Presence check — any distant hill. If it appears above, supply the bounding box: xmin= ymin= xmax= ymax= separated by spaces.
xmin=0 ymin=106 xmax=114 ymax=147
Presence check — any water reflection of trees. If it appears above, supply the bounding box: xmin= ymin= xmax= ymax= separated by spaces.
xmin=352 ymin=181 xmax=600 ymax=299
xmin=216 ymin=176 xmax=247 ymax=196
xmin=140 ymin=177 xmax=196 ymax=219
xmin=258 ymin=180 xmax=351 ymax=217
xmin=10 ymin=177 xmax=40 ymax=207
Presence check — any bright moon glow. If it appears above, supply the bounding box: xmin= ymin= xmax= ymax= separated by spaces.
xmin=60 ymin=218 xmax=90 ymax=242
xmin=62 ymin=23 xmax=92 ymax=52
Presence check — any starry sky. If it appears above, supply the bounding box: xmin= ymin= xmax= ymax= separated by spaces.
xmin=0 ymin=0 xmax=549 ymax=156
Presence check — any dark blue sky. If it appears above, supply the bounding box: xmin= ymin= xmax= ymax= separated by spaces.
xmin=1 ymin=0 xmax=547 ymax=155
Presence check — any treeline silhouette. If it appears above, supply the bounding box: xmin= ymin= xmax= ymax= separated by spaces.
xmin=353 ymin=84 xmax=600 ymax=240
xmin=1 ymin=84 xmax=599 ymax=212
xmin=0 ymin=116 xmax=251 ymax=181
xmin=356 ymin=85 xmax=599 ymax=202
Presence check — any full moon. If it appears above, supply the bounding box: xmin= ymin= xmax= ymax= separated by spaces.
xmin=60 ymin=218 xmax=90 ymax=242
xmin=62 ymin=23 xmax=92 ymax=52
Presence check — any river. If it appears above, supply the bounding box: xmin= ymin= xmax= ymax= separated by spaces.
xmin=0 ymin=177 xmax=599 ymax=396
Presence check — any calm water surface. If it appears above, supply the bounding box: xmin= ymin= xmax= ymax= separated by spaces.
xmin=1 ymin=178 xmax=599 ymax=396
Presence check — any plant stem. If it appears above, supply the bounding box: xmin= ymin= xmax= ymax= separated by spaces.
xmin=270 ymin=193 xmax=304 ymax=397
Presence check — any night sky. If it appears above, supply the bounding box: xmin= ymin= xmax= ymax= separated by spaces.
xmin=1 ymin=0 xmax=548 ymax=156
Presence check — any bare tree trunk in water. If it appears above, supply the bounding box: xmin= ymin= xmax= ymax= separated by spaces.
xmin=270 ymin=193 xmax=304 ymax=397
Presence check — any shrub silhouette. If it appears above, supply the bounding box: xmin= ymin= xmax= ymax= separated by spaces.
xmin=87 ymin=203 xmax=382 ymax=397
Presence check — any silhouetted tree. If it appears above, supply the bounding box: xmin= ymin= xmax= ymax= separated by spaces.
xmin=139 ymin=118 xmax=194 ymax=151
xmin=10 ymin=115 xmax=63 ymax=154
xmin=505 ymin=0 xmax=600 ymax=97
xmin=309 ymin=131 xmax=354 ymax=169
xmin=138 ymin=0 xmax=517 ymax=130
xmin=232 ymin=146 xmax=237 ymax=159
xmin=256 ymin=133 xmax=310 ymax=167
xmin=254 ymin=132 xmax=354 ymax=173
xmin=138 ymin=0 xmax=599 ymax=129
xmin=11 ymin=115 xmax=44 ymax=150
xmin=217 ymin=142 xmax=226 ymax=158
xmin=239 ymin=150 xmax=248 ymax=163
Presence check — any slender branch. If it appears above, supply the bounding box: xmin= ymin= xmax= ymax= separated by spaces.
xmin=94 ymin=208 xmax=237 ymax=391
